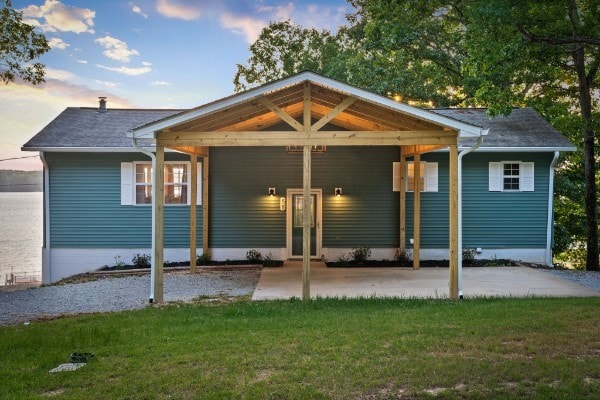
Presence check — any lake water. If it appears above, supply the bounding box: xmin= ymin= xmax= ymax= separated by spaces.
xmin=0 ymin=192 xmax=42 ymax=285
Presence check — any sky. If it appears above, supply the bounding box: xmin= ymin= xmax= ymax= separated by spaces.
xmin=1 ymin=0 xmax=352 ymax=170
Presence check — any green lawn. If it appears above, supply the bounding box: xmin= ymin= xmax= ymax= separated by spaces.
xmin=1 ymin=297 xmax=599 ymax=399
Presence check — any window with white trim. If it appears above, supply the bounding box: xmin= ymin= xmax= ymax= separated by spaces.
xmin=489 ymin=161 xmax=534 ymax=192
xmin=393 ymin=161 xmax=438 ymax=192
xmin=121 ymin=161 xmax=202 ymax=205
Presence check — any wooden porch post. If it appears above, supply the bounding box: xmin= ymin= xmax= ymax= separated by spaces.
xmin=302 ymin=82 xmax=311 ymax=301
xmin=413 ymin=154 xmax=421 ymax=269
xmin=189 ymin=155 xmax=197 ymax=273
xmin=154 ymin=145 xmax=165 ymax=304
xmin=399 ymin=147 xmax=406 ymax=252
xmin=202 ymin=149 xmax=210 ymax=257
xmin=302 ymin=145 xmax=311 ymax=301
xmin=449 ymin=144 xmax=459 ymax=299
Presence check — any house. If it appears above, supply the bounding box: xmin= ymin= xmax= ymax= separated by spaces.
xmin=23 ymin=72 xmax=574 ymax=300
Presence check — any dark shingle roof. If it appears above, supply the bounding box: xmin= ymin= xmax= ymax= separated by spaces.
xmin=23 ymin=108 xmax=183 ymax=149
xmin=432 ymin=107 xmax=575 ymax=149
xmin=23 ymin=106 xmax=574 ymax=151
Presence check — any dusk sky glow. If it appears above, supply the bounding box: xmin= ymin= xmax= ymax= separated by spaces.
xmin=1 ymin=0 xmax=351 ymax=170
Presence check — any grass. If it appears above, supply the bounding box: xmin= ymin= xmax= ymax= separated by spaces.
xmin=1 ymin=297 xmax=599 ymax=399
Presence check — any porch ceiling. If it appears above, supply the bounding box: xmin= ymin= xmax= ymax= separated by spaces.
xmin=165 ymin=82 xmax=445 ymax=134
xmin=155 ymin=82 xmax=456 ymax=154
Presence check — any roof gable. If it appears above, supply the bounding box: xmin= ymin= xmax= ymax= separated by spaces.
xmin=130 ymin=71 xmax=486 ymax=139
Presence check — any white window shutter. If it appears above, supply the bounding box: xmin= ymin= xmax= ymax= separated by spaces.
xmin=521 ymin=162 xmax=534 ymax=191
xmin=392 ymin=162 xmax=400 ymax=192
xmin=120 ymin=162 xmax=134 ymax=205
xmin=489 ymin=162 xmax=502 ymax=191
xmin=425 ymin=162 xmax=438 ymax=192
xmin=196 ymin=162 xmax=203 ymax=205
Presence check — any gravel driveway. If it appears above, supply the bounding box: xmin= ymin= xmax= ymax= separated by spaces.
xmin=0 ymin=269 xmax=261 ymax=326
xmin=1 ymin=267 xmax=599 ymax=327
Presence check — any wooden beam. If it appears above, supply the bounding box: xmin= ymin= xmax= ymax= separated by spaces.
xmin=169 ymin=145 xmax=209 ymax=156
xmin=190 ymin=155 xmax=197 ymax=274
xmin=258 ymin=97 xmax=304 ymax=132
xmin=311 ymin=96 xmax=356 ymax=131
xmin=399 ymin=147 xmax=406 ymax=252
xmin=413 ymin=154 xmax=421 ymax=270
xmin=449 ymin=144 xmax=459 ymax=300
xmin=154 ymin=145 xmax=165 ymax=304
xmin=402 ymin=144 xmax=448 ymax=156
xmin=304 ymin=81 xmax=311 ymax=131
xmin=157 ymin=130 xmax=457 ymax=147
xmin=202 ymin=150 xmax=210 ymax=256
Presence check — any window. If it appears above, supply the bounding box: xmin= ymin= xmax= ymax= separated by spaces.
xmin=121 ymin=161 xmax=202 ymax=205
xmin=393 ymin=161 xmax=438 ymax=192
xmin=489 ymin=161 xmax=534 ymax=192
xmin=407 ymin=162 xmax=425 ymax=192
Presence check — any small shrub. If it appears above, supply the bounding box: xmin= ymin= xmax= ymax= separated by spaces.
xmin=246 ymin=249 xmax=263 ymax=264
xmin=113 ymin=255 xmax=125 ymax=269
xmin=196 ymin=253 xmax=211 ymax=265
xmin=350 ymin=247 xmax=371 ymax=263
xmin=262 ymin=252 xmax=279 ymax=267
xmin=395 ymin=248 xmax=412 ymax=264
xmin=337 ymin=254 xmax=350 ymax=267
xmin=462 ymin=248 xmax=476 ymax=264
xmin=132 ymin=253 xmax=151 ymax=267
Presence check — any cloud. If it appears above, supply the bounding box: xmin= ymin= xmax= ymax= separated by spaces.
xmin=44 ymin=67 xmax=76 ymax=81
xmin=256 ymin=2 xmax=295 ymax=20
xmin=77 ymin=60 xmax=88 ymax=64
xmin=95 ymin=36 xmax=140 ymax=63
xmin=0 ymin=78 xmax=133 ymax=170
xmin=156 ymin=0 xmax=202 ymax=20
xmin=21 ymin=0 xmax=95 ymax=34
xmin=48 ymin=37 xmax=69 ymax=50
xmin=142 ymin=61 xmax=152 ymax=66
xmin=150 ymin=81 xmax=171 ymax=86
xmin=95 ymin=80 xmax=120 ymax=88
xmin=219 ymin=13 xmax=265 ymax=44
xmin=130 ymin=2 xmax=148 ymax=18
xmin=96 ymin=64 xmax=152 ymax=76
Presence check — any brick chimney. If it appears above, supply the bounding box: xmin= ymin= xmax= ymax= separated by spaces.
xmin=98 ymin=97 xmax=107 ymax=113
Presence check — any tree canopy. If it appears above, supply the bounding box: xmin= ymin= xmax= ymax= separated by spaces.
xmin=234 ymin=0 xmax=599 ymax=270
xmin=0 ymin=0 xmax=49 ymax=84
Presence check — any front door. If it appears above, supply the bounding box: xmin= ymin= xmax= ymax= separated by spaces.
xmin=287 ymin=190 xmax=321 ymax=259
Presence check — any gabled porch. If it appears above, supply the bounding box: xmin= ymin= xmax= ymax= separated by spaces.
xmin=129 ymin=72 xmax=487 ymax=303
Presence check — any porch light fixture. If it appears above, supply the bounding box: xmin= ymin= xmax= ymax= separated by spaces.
xmin=335 ymin=187 xmax=342 ymax=197
xmin=268 ymin=187 xmax=276 ymax=196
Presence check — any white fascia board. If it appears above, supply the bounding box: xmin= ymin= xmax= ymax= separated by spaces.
xmin=131 ymin=71 xmax=486 ymax=139
xmin=20 ymin=146 xmax=187 ymax=153
xmin=435 ymin=146 xmax=577 ymax=153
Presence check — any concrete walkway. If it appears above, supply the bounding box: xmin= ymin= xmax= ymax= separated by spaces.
xmin=252 ymin=261 xmax=600 ymax=300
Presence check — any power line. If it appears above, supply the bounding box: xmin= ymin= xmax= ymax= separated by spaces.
xmin=0 ymin=155 xmax=39 ymax=162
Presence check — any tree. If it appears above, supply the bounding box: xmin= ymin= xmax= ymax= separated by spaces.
xmin=462 ymin=0 xmax=599 ymax=270
xmin=234 ymin=20 xmax=349 ymax=92
xmin=235 ymin=1 xmax=599 ymax=269
xmin=0 ymin=0 xmax=49 ymax=84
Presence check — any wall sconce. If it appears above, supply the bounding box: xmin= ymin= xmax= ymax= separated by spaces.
xmin=334 ymin=187 xmax=342 ymax=197
xmin=268 ymin=187 xmax=276 ymax=196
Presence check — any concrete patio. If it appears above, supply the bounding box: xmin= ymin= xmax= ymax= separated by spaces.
xmin=252 ymin=261 xmax=600 ymax=300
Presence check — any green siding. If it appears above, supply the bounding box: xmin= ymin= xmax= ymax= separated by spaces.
xmin=209 ymin=146 xmax=399 ymax=248
xmin=47 ymin=152 xmax=201 ymax=248
xmin=404 ymin=153 xmax=449 ymax=248
xmin=461 ymin=152 xmax=551 ymax=248
xmin=47 ymin=149 xmax=552 ymax=251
